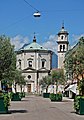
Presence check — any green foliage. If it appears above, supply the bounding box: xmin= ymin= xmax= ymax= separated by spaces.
xmin=19 ymin=92 xmax=25 ymax=98
xmin=74 ymin=96 xmax=80 ymax=110
xmin=55 ymin=93 xmax=62 ymax=101
xmin=49 ymin=93 xmax=56 ymax=101
xmin=3 ymin=93 xmax=10 ymax=108
xmin=0 ymin=35 xmax=16 ymax=86
xmin=74 ymin=95 xmax=84 ymax=111
xmin=51 ymin=69 xmax=65 ymax=93
xmin=11 ymin=92 xmax=21 ymax=101
xmin=9 ymin=92 xmax=14 ymax=100
xmin=64 ymin=37 xmax=84 ymax=79
xmin=40 ymin=69 xmax=65 ymax=93
xmin=39 ymin=75 xmax=52 ymax=92
xmin=51 ymin=69 xmax=65 ymax=85
xmin=49 ymin=93 xmax=62 ymax=101
xmin=0 ymin=90 xmax=10 ymax=108
xmin=78 ymin=79 xmax=84 ymax=95
xmin=64 ymin=56 xmax=73 ymax=80
xmin=12 ymin=70 xmax=26 ymax=92
xmin=64 ymin=37 xmax=84 ymax=95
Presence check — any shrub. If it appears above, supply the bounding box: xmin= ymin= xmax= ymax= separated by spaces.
xmin=50 ymin=93 xmax=62 ymax=101
xmin=56 ymin=93 xmax=62 ymax=101
xmin=50 ymin=93 xmax=56 ymax=101
xmin=74 ymin=96 xmax=84 ymax=111
xmin=3 ymin=93 xmax=10 ymax=108
xmin=0 ymin=90 xmax=10 ymax=108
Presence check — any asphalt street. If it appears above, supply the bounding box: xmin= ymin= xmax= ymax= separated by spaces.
xmin=0 ymin=95 xmax=84 ymax=120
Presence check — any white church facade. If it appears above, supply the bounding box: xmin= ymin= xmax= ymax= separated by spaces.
xmin=16 ymin=36 xmax=52 ymax=94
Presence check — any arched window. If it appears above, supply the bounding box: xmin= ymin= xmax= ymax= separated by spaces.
xmin=63 ymin=45 xmax=65 ymax=51
xmin=41 ymin=59 xmax=46 ymax=68
xmin=27 ymin=58 xmax=33 ymax=68
xmin=61 ymin=36 xmax=63 ymax=39
xmin=28 ymin=61 xmax=32 ymax=67
xmin=60 ymin=45 xmax=62 ymax=51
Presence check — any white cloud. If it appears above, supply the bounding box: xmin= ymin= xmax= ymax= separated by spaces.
xmin=72 ymin=34 xmax=84 ymax=41
xmin=70 ymin=34 xmax=84 ymax=48
xmin=11 ymin=34 xmax=58 ymax=54
xmin=42 ymin=34 xmax=58 ymax=54
xmin=11 ymin=33 xmax=84 ymax=54
xmin=10 ymin=35 xmax=29 ymax=50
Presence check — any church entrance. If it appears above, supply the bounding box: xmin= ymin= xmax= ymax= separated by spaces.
xmin=27 ymin=84 xmax=31 ymax=93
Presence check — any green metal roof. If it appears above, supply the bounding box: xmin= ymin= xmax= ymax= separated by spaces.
xmin=19 ymin=36 xmax=47 ymax=51
xmin=23 ymin=42 xmax=47 ymax=50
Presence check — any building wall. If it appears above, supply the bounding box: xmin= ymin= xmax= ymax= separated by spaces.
xmin=16 ymin=50 xmax=52 ymax=93
xmin=16 ymin=51 xmax=51 ymax=70
xmin=58 ymin=52 xmax=65 ymax=68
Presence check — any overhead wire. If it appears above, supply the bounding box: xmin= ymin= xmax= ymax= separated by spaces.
xmin=23 ymin=0 xmax=39 ymax=12
xmin=0 ymin=13 xmax=32 ymax=31
xmin=0 ymin=0 xmax=40 ymax=31
xmin=1 ymin=0 xmax=84 ymax=32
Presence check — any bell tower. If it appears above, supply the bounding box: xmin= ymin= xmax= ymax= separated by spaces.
xmin=57 ymin=23 xmax=69 ymax=68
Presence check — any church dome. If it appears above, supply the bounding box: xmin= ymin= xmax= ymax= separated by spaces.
xmin=19 ymin=36 xmax=47 ymax=51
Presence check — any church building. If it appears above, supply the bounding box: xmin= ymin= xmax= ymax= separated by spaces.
xmin=16 ymin=36 xmax=52 ymax=93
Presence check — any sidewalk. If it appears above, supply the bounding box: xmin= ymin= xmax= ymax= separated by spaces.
xmin=63 ymin=97 xmax=74 ymax=102
xmin=0 ymin=95 xmax=84 ymax=120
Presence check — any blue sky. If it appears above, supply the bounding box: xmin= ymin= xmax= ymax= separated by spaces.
xmin=0 ymin=0 xmax=84 ymax=53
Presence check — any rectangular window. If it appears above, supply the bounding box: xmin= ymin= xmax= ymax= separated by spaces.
xmin=42 ymin=61 xmax=45 ymax=68
xmin=18 ymin=59 xmax=21 ymax=69
xmin=19 ymin=61 xmax=21 ymax=69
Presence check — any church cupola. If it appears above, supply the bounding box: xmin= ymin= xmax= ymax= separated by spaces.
xmin=57 ymin=23 xmax=69 ymax=68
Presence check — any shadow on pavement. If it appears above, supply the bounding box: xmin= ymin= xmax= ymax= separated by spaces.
xmin=9 ymin=109 xmax=28 ymax=114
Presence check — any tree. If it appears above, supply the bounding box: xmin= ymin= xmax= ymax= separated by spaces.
xmin=73 ymin=37 xmax=84 ymax=80
xmin=18 ymin=74 xmax=26 ymax=92
xmin=0 ymin=35 xmax=16 ymax=90
xmin=51 ymin=69 xmax=65 ymax=93
xmin=12 ymin=70 xmax=26 ymax=93
xmin=39 ymin=69 xmax=65 ymax=93
xmin=39 ymin=75 xmax=52 ymax=93
xmin=64 ymin=37 xmax=84 ymax=95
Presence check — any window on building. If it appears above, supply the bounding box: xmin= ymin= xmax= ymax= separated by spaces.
xmin=18 ymin=59 xmax=21 ymax=69
xmin=61 ymin=36 xmax=63 ymax=39
xmin=28 ymin=61 xmax=32 ymax=67
xmin=60 ymin=45 xmax=62 ymax=51
xmin=41 ymin=59 xmax=46 ymax=68
xmin=63 ymin=45 xmax=65 ymax=51
xmin=42 ymin=61 xmax=45 ymax=68
xmin=27 ymin=58 xmax=33 ymax=68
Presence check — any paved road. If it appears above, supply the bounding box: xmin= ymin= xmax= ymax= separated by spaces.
xmin=0 ymin=95 xmax=84 ymax=120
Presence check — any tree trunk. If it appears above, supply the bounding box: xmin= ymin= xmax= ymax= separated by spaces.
xmin=0 ymin=81 xmax=2 ymax=90
xmin=15 ymin=84 xmax=17 ymax=93
xmin=20 ymin=85 xmax=22 ymax=92
xmin=46 ymin=86 xmax=48 ymax=93
xmin=56 ymin=81 xmax=58 ymax=94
